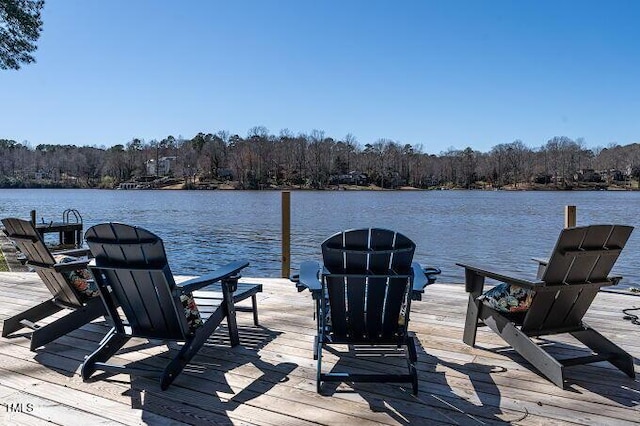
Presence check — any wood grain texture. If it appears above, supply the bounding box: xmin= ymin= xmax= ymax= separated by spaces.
xmin=0 ymin=272 xmax=638 ymax=425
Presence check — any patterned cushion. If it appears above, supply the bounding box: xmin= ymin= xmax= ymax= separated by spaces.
xmin=180 ymin=292 xmax=203 ymax=333
xmin=398 ymin=297 xmax=408 ymax=327
xmin=53 ymin=254 xmax=99 ymax=300
xmin=323 ymin=295 xmax=332 ymax=332
xmin=480 ymin=283 xmax=534 ymax=313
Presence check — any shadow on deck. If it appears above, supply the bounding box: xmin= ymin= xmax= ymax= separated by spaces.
xmin=0 ymin=273 xmax=639 ymax=425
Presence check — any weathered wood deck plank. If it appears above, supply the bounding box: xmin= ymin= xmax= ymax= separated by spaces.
xmin=0 ymin=272 xmax=638 ymax=425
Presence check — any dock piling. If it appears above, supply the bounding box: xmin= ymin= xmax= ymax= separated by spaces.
xmin=565 ymin=205 xmax=577 ymax=228
xmin=281 ymin=191 xmax=291 ymax=278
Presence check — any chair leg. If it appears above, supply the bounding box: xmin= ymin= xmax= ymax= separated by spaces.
xmin=313 ymin=335 xmax=319 ymax=360
xmin=161 ymin=337 xmax=198 ymax=390
xmin=406 ymin=335 xmax=417 ymax=363
xmin=463 ymin=269 xmax=485 ymax=347
xmin=251 ymin=294 xmax=259 ymax=326
xmin=2 ymin=299 xmax=61 ymax=337
xmin=410 ymin=364 xmax=418 ymax=395
xmin=161 ymin=306 xmax=226 ymax=390
xmin=405 ymin=335 xmax=419 ymax=395
xmin=482 ymin=310 xmax=566 ymax=388
xmin=81 ymin=327 xmax=130 ymax=380
xmin=316 ymin=340 xmax=323 ymax=394
xmin=30 ymin=297 xmax=105 ymax=351
xmin=221 ymin=278 xmax=240 ymax=347
xmin=463 ymin=295 xmax=481 ymax=347
xmin=571 ymin=325 xmax=636 ymax=378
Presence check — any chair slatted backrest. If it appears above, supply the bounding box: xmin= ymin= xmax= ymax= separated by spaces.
xmin=321 ymin=228 xmax=416 ymax=342
xmin=2 ymin=217 xmax=83 ymax=307
xmin=85 ymin=223 xmax=189 ymax=340
xmin=523 ymin=224 xmax=633 ymax=332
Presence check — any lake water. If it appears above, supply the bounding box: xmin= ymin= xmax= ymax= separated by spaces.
xmin=1 ymin=189 xmax=639 ymax=291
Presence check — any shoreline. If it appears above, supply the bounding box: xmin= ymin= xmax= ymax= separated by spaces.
xmin=1 ymin=183 xmax=639 ymax=191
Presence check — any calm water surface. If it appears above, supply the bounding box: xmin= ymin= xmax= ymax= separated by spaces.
xmin=1 ymin=189 xmax=638 ymax=290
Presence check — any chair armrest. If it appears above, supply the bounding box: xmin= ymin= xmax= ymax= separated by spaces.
xmin=411 ymin=264 xmax=441 ymax=300
xmin=531 ymin=257 xmax=549 ymax=280
xmin=531 ymin=257 xmax=548 ymax=266
xmin=606 ymin=276 xmax=623 ymax=286
xmin=52 ymin=247 xmax=93 ymax=258
xmin=456 ymin=262 xmax=544 ymax=290
xmin=53 ymin=258 xmax=91 ymax=272
xmin=297 ymin=261 xmax=323 ymax=295
xmin=412 ymin=263 xmax=428 ymax=292
xmin=180 ymin=260 xmax=249 ymax=293
xmin=423 ymin=266 xmax=441 ymax=284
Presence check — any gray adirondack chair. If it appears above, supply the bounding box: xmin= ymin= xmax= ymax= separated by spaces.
xmin=458 ymin=224 xmax=635 ymax=388
xmin=296 ymin=228 xmax=440 ymax=394
xmin=80 ymin=223 xmax=261 ymax=390
xmin=1 ymin=218 xmax=106 ymax=350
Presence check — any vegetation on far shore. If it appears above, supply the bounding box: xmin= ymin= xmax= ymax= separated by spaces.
xmin=1 ymin=130 xmax=639 ymax=191
xmin=2 ymin=4 xmax=639 ymax=192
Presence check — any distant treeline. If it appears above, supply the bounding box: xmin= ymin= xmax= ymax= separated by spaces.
xmin=1 ymin=127 xmax=639 ymax=189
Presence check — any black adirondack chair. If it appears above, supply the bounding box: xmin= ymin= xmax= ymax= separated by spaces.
xmin=80 ymin=222 xmax=260 ymax=390
xmin=1 ymin=218 xmax=106 ymax=351
xmin=458 ymin=224 xmax=636 ymax=388
xmin=296 ymin=228 xmax=440 ymax=395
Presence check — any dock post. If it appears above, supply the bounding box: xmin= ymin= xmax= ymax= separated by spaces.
xmin=282 ymin=191 xmax=291 ymax=278
xmin=30 ymin=210 xmax=36 ymax=225
xmin=565 ymin=205 xmax=576 ymax=228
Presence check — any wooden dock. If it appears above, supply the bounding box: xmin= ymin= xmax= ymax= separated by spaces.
xmin=0 ymin=272 xmax=638 ymax=425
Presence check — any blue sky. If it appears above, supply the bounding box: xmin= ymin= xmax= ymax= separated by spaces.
xmin=1 ymin=0 xmax=639 ymax=154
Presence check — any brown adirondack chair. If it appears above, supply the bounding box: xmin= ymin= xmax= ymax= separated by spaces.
xmin=1 ymin=217 xmax=106 ymax=350
xmin=458 ymin=224 xmax=635 ymax=388
xmin=80 ymin=222 xmax=261 ymax=390
xmin=295 ymin=228 xmax=440 ymax=394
